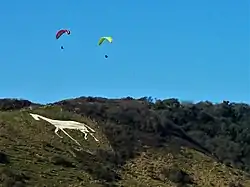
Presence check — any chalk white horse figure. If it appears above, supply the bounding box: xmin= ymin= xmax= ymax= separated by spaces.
xmin=29 ymin=113 xmax=99 ymax=146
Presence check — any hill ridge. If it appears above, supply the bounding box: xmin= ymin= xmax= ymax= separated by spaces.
xmin=0 ymin=97 xmax=250 ymax=186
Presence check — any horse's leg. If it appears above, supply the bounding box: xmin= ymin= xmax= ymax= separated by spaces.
xmin=79 ymin=129 xmax=88 ymax=140
xmin=84 ymin=132 xmax=88 ymax=140
xmin=89 ymin=133 xmax=99 ymax=142
xmin=60 ymin=128 xmax=81 ymax=146
xmin=54 ymin=127 xmax=63 ymax=138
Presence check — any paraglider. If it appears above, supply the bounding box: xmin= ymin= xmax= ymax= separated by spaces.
xmin=98 ymin=36 xmax=113 ymax=46
xmin=98 ymin=36 xmax=113 ymax=58
xmin=56 ymin=29 xmax=70 ymax=49
xmin=56 ymin=29 xmax=70 ymax=39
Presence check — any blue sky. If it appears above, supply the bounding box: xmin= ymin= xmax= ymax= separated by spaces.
xmin=0 ymin=0 xmax=249 ymax=104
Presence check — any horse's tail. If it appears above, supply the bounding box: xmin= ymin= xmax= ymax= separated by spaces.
xmin=83 ymin=124 xmax=95 ymax=132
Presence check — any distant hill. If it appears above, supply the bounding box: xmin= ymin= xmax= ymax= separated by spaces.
xmin=0 ymin=97 xmax=249 ymax=186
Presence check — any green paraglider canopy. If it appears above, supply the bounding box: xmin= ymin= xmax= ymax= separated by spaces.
xmin=98 ymin=36 xmax=113 ymax=58
xmin=98 ymin=36 xmax=113 ymax=45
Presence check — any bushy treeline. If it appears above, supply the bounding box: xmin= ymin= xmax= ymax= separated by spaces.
xmin=55 ymin=97 xmax=250 ymax=172
xmin=0 ymin=99 xmax=41 ymax=111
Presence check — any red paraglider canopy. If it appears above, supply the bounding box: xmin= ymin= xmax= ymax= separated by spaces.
xmin=56 ymin=29 xmax=70 ymax=39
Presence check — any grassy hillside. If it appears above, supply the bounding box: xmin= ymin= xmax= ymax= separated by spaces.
xmin=0 ymin=97 xmax=249 ymax=186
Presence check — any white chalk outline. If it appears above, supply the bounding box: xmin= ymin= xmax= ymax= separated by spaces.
xmin=29 ymin=113 xmax=99 ymax=146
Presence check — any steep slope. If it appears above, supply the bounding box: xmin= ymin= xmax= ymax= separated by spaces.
xmin=0 ymin=98 xmax=249 ymax=186
xmin=0 ymin=106 xmax=111 ymax=187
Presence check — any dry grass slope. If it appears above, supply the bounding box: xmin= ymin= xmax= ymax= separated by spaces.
xmin=120 ymin=142 xmax=250 ymax=187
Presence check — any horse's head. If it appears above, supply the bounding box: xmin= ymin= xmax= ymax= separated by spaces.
xmin=29 ymin=113 xmax=41 ymax=120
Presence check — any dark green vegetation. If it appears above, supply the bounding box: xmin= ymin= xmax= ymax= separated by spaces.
xmin=0 ymin=97 xmax=250 ymax=186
